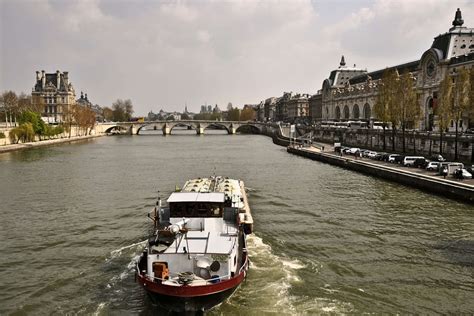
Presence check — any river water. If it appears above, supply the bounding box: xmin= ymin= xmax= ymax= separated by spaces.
xmin=0 ymin=130 xmax=473 ymax=315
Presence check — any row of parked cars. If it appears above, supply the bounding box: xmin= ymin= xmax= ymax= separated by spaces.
xmin=339 ymin=147 xmax=473 ymax=179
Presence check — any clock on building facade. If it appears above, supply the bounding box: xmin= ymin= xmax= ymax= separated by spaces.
xmin=426 ymin=59 xmax=436 ymax=78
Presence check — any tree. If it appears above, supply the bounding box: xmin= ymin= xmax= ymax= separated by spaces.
xmin=374 ymin=69 xmax=397 ymax=150
xmin=227 ymin=108 xmax=240 ymax=121
xmin=193 ymin=113 xmax=212 ymax=120
xmin=437 ymin=72 xmax=453 ymax=155
xmin=210 ymin=112 xmax=222 ymax=121
xmin=396 ymin=71 xmax=419 ymax=153
xmin=240 ymin=107 xmax=256 ymax=121
xmin=452 ymin=67 xmax=470 ymax=160
xmin=102 ymin=106 xmax=114 ymax=122
xmin=1 ymin=91 xmax=18 ymax=127
xmin=468 ymin=67 xmax=474 ymax=127
xmin=18 ymin=110 xmax=45 ymax=139
xmin=111 ymin=99 xmax=134 ymax=122
xmin=9 ymin=123 xmax=35 ymax=144
xmin=74 ymin=104 xmax=96 ymax=135
xmin=181 ymin=112 xmax=190 ymax=120
xmin=17 ymin=93 xmax=33 ymax=113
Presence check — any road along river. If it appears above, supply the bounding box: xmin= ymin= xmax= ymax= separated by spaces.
xmin=0 ymin=129 xmax=473 ymax=314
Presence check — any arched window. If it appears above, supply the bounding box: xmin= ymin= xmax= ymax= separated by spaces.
xmin=335 ymin=106 xmax=341 ymax=120
xmin=343 ymin=105 xmax=350 ymax=119
xmin=363 ymin=103 xmax=371 ymax=120
xmin=353 ymin=104 xmax=360 ymax=119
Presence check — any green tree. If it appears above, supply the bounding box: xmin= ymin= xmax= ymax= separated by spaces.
xmin=452 ymin=67 xmax=470 ymax=160
xmin=18 ymin=110 xmax=45 ymax=138
xmin=181 ymin=112 xmax=190 ymax=120
xmin=9 ymin=123 xmax=35 ymax=143
xmin=437 ymin=72 xmax=453 ymax=155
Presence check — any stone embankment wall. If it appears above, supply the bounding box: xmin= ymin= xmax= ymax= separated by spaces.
xmin=309 ymin=128 xmax=474 ymax=163
xmin=0 ymin=123 xmax=113 ymax=147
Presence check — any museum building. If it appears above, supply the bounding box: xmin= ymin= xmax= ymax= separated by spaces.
xmin=321 ymin=8 xmax=474 ymax=132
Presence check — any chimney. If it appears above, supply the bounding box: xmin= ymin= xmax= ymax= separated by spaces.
xmin=36 ymin=71 xmax=40 ymax=81
xmin=56 ymin=70 xmax=61 ymax=89
xmin=41 ymin=70 xmax=46 ymax=89
xmin=63 ymin=71 xmax=69 ymax=87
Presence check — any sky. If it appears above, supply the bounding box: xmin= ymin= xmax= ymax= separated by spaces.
xmin=1 ymin=0 xmax=474 ymax=116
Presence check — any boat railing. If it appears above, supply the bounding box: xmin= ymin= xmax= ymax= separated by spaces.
xmin=137 ymin=253 xmax=249 ymax=286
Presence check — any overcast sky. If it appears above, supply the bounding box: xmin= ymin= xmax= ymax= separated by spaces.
xmin=1 ymin=0 xmax=474 ymax=115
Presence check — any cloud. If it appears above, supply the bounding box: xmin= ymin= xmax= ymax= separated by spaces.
xmin=1 ymin=0 xmax=474 ymax=114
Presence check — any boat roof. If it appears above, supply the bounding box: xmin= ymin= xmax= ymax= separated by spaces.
xmin=164 ymin=231 xmax=237 ymax=255
xmin=167 ymin=192 xmax=225 ymax=203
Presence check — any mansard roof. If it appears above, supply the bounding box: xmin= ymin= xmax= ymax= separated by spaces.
xmin=349 ymin=60 xmax=419 ymax=85
xmin=34 ymin=72 xmax=70 ymax=92
xmin=430 ymin=8 xmax=474 ymax=61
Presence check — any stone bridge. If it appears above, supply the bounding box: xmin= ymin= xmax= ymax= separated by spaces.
xmin=101 ymin=120 xmax=271 ymax=135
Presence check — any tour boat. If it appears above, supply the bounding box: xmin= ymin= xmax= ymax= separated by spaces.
xmin=136 ymin=176 xmax=253 ymax=313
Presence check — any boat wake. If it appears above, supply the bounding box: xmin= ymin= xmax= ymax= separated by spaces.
xmin=212 ymin=234 xmax=305 ymax=314
xmin=107 ymin=240 xmax=147 ymax=262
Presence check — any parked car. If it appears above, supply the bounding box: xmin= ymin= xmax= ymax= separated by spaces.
xmin=367 ymin=151 xmax=378 ymax=159
xmin=349 ymin=147 xmax=361 ymax=155
xmin=426 ymin=161 xmax=440 ymax=171
xmin=465 ymin=128 xmax=474 ymax=134
xmin=361 ymin=150 xmax=371 ymax=157
xmin=403 ymin=156 xmax=426 ymax=167
xmin=453 ymin=168 xmax=472 ymax=179
xmin=381 ymin=153 xmax=391 ymax=161
xmin=388 ymin=154 xmax=400 ymax=163
xmin=373 ymin=152 xmax=383 ymax=160
xmin=413 ymin=158 xmax=429 ymax=169
xmin=394 ymin=155 xmax=405 ymax=164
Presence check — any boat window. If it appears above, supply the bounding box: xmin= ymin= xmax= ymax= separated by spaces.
xmin=169 ymin=202 xmax=223 ymax=217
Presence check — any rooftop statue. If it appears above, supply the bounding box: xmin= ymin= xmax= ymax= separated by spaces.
xmin=452 ymin=8 xmax=464 ymax=27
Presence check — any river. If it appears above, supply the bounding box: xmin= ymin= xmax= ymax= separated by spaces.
xmin=0 ymin=129 xmax=473 ymax=315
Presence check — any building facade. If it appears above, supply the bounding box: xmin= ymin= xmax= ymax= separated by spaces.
xmin=321 ymin=9 xmax=474 ymax=132
xmin=309 ymin=93 xmax=322 ymax=122
xmin=287 ymin=93 xmax=310 ymax=123
xmin=32 ymin=70 xmax=76 ymax=123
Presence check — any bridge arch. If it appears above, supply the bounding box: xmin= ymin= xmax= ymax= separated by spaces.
xmin=235 ymin=122 xmax=262 ymax=134
xmin=136 ymin=123 xmax=166 ymax=135
xmin=104 ymin=125 xmax=128 ymax=134
xmin=202 ymin=122 xmax=231 ymax=134
xmin=168 ymin=122 xmax=198 ymax=134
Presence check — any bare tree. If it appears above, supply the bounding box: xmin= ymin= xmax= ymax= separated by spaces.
xmin=452 ymin=67 xmax=470 ymax=160
xmin=1 ymin=91 xmax=19 ymax=127
xmin=374 ymin=69 xmax=397 ymax=150
xmin=437 ymin=72 xmax=453 ymax=155
xmin=396 ymin=71 xmax=419 ymax=153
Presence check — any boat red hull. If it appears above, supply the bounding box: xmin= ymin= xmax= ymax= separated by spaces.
xmin=136 ymin=256 xmax=248 ymax=312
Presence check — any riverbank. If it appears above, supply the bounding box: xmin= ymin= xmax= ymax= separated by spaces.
xmin=287 ymin=145 xmax=474 ymax=204
xmin=0 ymin=134 xmax=104 ymax=154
